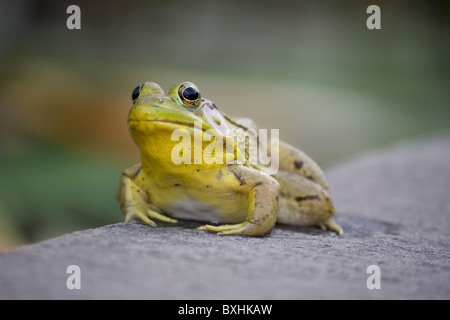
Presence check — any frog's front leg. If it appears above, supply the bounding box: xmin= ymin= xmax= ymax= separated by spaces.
xmin=117 ymin=164 xmax=177 ymax=226
xmin=198 ymin=166 xmax=280 ymax=236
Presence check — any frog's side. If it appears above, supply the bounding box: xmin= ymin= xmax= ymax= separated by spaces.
xmin=117 ymin=82 xmax=342 ymax=236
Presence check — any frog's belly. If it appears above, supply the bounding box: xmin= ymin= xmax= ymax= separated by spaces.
xmin=166 ymin=197 xmax=223 ymax=222
xmin=158 ymin=193 xmax=248 ymax=224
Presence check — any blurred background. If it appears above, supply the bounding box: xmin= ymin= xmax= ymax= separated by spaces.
xmin=0 ymin=0 xmax=448 ymax=250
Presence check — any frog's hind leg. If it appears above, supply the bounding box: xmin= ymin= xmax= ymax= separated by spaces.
xmin=276 ymin=141 xmax=330 ymax=191
xmin=274 ymin=171 xmax=343 ymax=235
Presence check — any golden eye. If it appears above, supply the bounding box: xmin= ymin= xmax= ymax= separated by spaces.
xmin=178 ymin=83 xmax=201 ymax=108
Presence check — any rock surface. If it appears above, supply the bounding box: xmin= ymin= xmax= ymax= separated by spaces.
xmin=1 ymin=135 xmax=449 ymax=299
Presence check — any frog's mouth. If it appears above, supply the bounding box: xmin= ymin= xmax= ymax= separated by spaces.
xmin=129 ymin=119 xmax=208 ymax=133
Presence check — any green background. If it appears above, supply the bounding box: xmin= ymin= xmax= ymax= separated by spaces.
xmin=0 ymin=0 xmax=448 ymax=249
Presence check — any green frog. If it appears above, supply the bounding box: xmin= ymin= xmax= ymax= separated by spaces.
xmin=117 ymin=81 xmax=342 ymax=236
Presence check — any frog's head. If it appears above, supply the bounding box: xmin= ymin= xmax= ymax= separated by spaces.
xmin=128 ymin=81 xmax=204 ymax=132
xmin=128 ymin=82 xmax=235 ymax=169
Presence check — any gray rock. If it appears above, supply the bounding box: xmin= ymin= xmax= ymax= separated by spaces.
xmin=1 ymin=135 xmax=449 ymax=299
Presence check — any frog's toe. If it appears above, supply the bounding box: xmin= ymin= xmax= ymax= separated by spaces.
xmin=216 ymin=225 xmax=249 ymax=236
xmin=197 ymin=223 xmax=244 ymax=233
xmin=125 ymin=205 xmax=177 ymax=226
xmin=146 ymin=209 xmax=177 ymax=224
xmin=319 ymin=219 xmax=343 ymax=235
xmin=125 ymin=207 xmax=157 ymax=227
xmin=197 ymin=224 xmax=215 ymax=232
xmin=198 ymin=221 xmax=265 ymax=236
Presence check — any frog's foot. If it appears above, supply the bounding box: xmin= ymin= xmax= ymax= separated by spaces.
xmin=318 ymin=219 xmax=343 ymax=235
xmin=125 ymin=204 xmax=177 ymax=226
xmin=197 ymin=220 xmax=270 ymax=236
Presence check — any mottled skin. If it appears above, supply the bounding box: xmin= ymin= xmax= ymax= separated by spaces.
xmin=118 ymin=82 xmax=342 ymax=236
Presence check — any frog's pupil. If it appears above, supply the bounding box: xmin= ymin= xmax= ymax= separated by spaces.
xmin=132 ymin=85 xmax=141 ymax=101
xmin=182 ymin=87 xmax=199 ymax=101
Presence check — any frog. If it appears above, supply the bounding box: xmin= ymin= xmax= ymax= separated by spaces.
xmin=117 ymin=81 xmax=343 ymax=236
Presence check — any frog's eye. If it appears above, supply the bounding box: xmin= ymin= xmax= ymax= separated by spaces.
xmin=131 ymin=84 xmax=142 ymax=102
xmin=178 ymin=83 xmax=201 ymax=108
